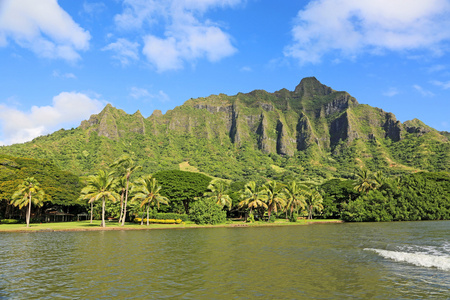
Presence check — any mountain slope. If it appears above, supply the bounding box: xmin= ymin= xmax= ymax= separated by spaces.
xmin=1 ymin=77 xmax=448 ymax=181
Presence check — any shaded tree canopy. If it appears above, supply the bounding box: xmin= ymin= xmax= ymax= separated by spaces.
xmin=153 ymin=170 xmax=212 ymax=214
xmin=321 ymin=172 xmax=450 ymax=222
xmin=0 ymin=155 xmax=81 ymax=206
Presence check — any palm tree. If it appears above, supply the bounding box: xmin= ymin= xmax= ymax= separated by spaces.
xmin=10 ymin=177 xmax=46 ymax=227
xmin=115 ymin=176 xmax=127 ymax=224
xmin=353 ymin=167 xmax=376 ymax=193
xmin=261 ymin=180 xmax=286 ymax=221
xmin=304 ymin=188 xmax=324 ymax=220
xmin=204 ymin=180 xmax=232 ymax=210
xmin=283 ymin=181 xmax=306 ymax=219
xmin=131 ymin=175 xmax=169 ymax=226
xmin=373 ymin=170 xmax=385 ymax=190
xmin=110 ymin=155 xmax=142 ymax=226
xmin=238 ymin=181 xmax=267 ymax=220
xmin=80 ymin=170 xmax=119 ymax=227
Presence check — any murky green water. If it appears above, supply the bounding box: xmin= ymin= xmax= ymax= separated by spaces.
xmin=1 ymin=221 xmax=449 ymax=299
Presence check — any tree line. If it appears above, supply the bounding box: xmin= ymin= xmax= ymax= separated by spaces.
xmin=3 ymin=155 xmax=326 ymax=227
xmin=2 ymin=154 xmax=449 ymax=226
xmin=76 ymin=155 xmax=327 ymax=227
xmin=322 ymin=168 xmax=450 ymax=221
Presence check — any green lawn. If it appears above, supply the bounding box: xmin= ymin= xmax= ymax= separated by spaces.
xmin=0 ymin=219 xmax=343 ymax=232
xmin=0 ymin=220 xmax=187 ymax=232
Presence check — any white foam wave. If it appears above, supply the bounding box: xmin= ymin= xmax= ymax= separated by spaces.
xmin=399 ymin=244 xmax=450 ymax=256
xmin=365 ymin=248 xmax=450 ymax=271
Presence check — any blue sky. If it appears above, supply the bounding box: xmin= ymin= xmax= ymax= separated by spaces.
xmin=0 ymin=0 xmax=449 ymax=145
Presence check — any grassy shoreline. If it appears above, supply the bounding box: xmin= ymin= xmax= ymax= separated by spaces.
xmin=0 ymin=219 xmax=344 ymax=233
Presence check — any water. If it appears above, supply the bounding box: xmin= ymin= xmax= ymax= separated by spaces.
xmin=0 ymin=221 xmax=449 ymax=299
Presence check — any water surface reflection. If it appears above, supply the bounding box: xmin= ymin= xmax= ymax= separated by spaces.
xmin=1 ymin=221 xmax=449 ymax=299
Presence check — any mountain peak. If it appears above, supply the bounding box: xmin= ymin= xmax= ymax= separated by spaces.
xmin=294 ymin=77 xmax=334 ymax=98
xmin=103 ymin=103 xmax=114 ymax=111
xmin=133 ymin=110 xmax=143 ymax=117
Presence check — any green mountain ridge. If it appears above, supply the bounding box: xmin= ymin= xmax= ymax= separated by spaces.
xmin=1 ymin=77 xmax=448 ymax=181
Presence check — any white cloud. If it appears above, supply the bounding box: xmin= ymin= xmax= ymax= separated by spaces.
xmin=142 ymin=24 xmax=236 ymax=72
xmin=52 ymin=70 xmax=77 ymax=79
xmin=115 ymin=0 xmax=241 ymax=29
xmin=129 ymin=87 xmax=170 ymax=102
xmin=115 ymin=0 xmax=239 ymax=72
xmin=0 ymin=92 xmax=104 ymax=145
xmin=142 ymin=35 xmax=183 ymax=71
xmin=383 ymin=87 xmax=399 ymax=97
xmin=114 ymin=0 xmax=162 ymax=30
xmin=156 ymin=90 xmax=170 ymax=102
xmin=130 ymin=87 xmax=150 ymax=99
xmin=103 ymin=38 xmax=140 ymax=66
xmin=431 ymin=80 xmax=450 ymax=89
xmin=413 ymin=85 xmax=435 ymax=97
xmin=0 ymin=0 xmax=91 ymax=61
xmin=285 ymin=0 xmax=450 ymax=64
xmin=0 ymin=31 xmax=6 ymax=47
xmin=83 ymin=2 xmax=106 ymax=16
xmin=427 ymin=64 xmax=447 ymax=73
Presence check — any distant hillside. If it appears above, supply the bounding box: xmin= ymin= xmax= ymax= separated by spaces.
xmin=1 ymin=77 xmax=448 ymax=182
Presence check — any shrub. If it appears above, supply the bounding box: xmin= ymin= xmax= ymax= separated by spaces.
xmin=247 ymin=212 xmax=255 ymax=223
xmin=189 ymin=198 xmax=226 ymax=225
xmin=289 ymin=212 xmax=298 ymax=222
xmin=150 ymin=212 xmax=189 ymax=222
xmin=269 ymin=215 xmax=276 ymax=223
xmin=1 ymin=219 xmax=19 ymax=224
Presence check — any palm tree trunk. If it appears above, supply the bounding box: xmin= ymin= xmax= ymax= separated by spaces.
xmin=267 ymin=205 xmax=272 ymax=222
xmin=146 ymin=203 xmax=150 ymax=226
xmin=90 ymin=201 xmax=94 ymax=223
xmin=118 ymin=192 xmax=124 ymax=224
xmin=141 ymin=211 xmax=144 ymax=225
xmin=121 ymin=178 xmax=129 ymax=226
xmin=6 ymin=203 xmax=11 ymax=219
xmin=101 ymin=198 xmax=106 ymax=227
xmin=26 ymin=194 xmax=32 ymax=227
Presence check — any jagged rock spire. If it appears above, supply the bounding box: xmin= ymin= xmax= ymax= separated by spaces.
xmin=294 ymin=77 xmax=334 ymax=98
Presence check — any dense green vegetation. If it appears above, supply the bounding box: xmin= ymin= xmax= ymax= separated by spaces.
xmin=189 ymin=197 xmax=227 ymax=225
xmin=1 ymin=151 xmax=449 ymax=226
xmin=321 ymin=171 xmax=450 ymax=221
xmin=153 ymin=170 xmax=212 ymax=214
xmin=0 ymin=155 xmax=82 ymax=220
xmin=4 ymin=125 xmax=447 ymax=183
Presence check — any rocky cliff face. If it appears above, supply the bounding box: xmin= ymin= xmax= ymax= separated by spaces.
xmin=296 ymin=112 xmax=316 ymax=150
xmin=384 ymin=113 xmax=403 ymax=142
xmin=80 ymin=104 xmax=145 ymax=139
xmin=79 ymin=77 xmax=439 ymax=157
xmin=404 ymin=119 xmax=433 ymax=136
xmin=294 ymin=76 xmax=333 ymax=98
